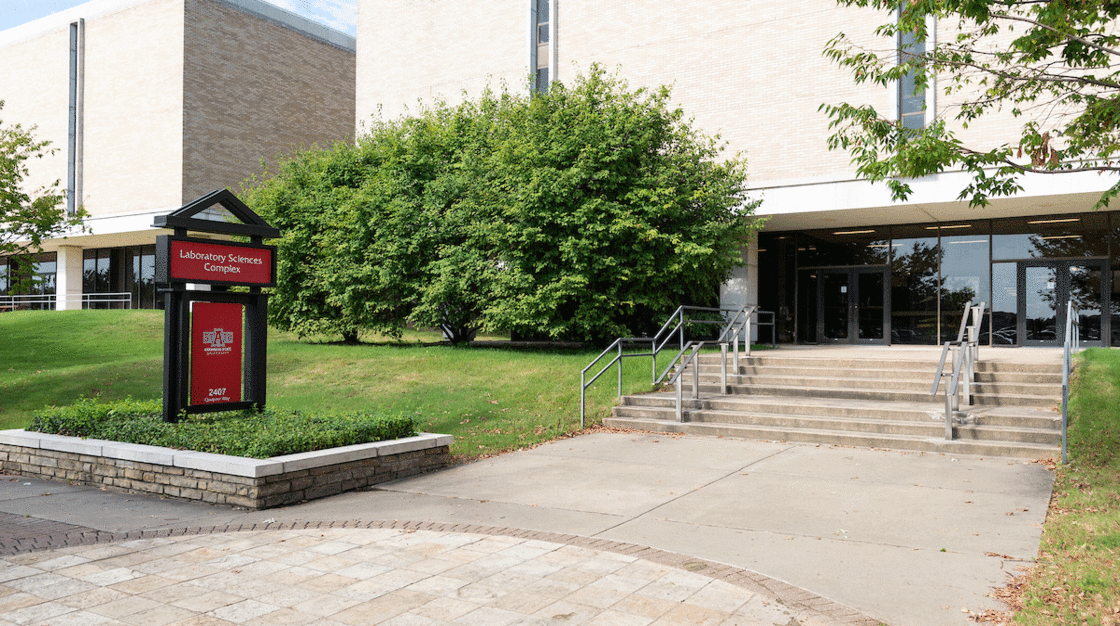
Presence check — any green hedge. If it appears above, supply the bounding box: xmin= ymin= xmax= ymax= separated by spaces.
xmin=29 ymin=398 xmax=418 ymax=459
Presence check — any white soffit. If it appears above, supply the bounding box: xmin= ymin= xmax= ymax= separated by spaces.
xmin=752 ymin=169 xmax=1118 ymax=231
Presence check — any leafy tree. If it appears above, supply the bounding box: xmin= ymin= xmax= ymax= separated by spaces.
xmin=242 ymin=143 xmax=375 ymax=343
xmin=475 ymin=68 xmax=759 ymax=341
xmin=822 ymin=0 xmax=1120 ymax=208
xmin=1 ymin=101 xmax=85 ymax=291
xmin=245 ymin=66 xmax=760 ymax=344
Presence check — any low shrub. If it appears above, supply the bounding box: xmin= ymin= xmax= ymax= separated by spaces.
xmin=29 ymin=398 xmax=418 ymax=459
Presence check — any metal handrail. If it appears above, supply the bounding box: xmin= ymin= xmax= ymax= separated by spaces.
xmin=579 ymin=304 xmax=765 ymax=426
xmin=580 ymin=337 xmax=654 ymax=427
xmin=930 ymin=301 xmax=986 ymax=440
xmin=1061 ymin=300 xmax=1080 ymax=465
xmin=0 ymin=292 xmax=133 ymax=310
xmin=665 ymin=341 xmax=708 ymax=422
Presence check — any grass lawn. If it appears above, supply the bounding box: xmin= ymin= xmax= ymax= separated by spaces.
xmin=999 ymin=347 xmax=1120 ymax=625
xmin=0 ymin=310 xmax=656 ymax=459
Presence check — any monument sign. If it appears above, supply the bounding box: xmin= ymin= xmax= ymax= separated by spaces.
xmin=154 ymin=190 xmax=279 ymax=422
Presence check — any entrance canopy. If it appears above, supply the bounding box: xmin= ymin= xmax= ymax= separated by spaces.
xmin=759 ymin=211 xmax=1119 ymax=348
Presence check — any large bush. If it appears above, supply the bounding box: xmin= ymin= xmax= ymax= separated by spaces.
xmin=244 ymin=66 xmax=761 ymax=344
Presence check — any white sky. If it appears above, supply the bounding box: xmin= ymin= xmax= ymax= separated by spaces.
xmin=0 ymin=0 xmax=358 ymax=36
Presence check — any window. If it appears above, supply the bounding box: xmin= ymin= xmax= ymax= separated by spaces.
xmin=898 ymin=13 xmax=926 ymax=130
xmin=82 ymin=245 xmax=158 ymax=309
xmin=532 ymin=0 xmax=550 ymax=93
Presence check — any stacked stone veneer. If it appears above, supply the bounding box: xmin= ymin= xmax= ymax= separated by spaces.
xmin=0 ymin=431 xmax=451 ymax=510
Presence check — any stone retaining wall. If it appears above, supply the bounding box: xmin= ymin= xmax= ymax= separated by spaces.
xmin=0 ymin=431 xmax=452 ymax=509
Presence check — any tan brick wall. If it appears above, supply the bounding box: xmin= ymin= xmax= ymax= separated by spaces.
xmin=558 ymin=0 xmax=895 ymax=184
xmin=0 ymin=0 xmax=186 ymax=218
xmin=182 ymin=0 xmax=356 ymax=203
xmin=80 ymin=0 xmax=186 ymax=215
xmin=0 ymin=29 xmax=71 ymax=203
xmin=355 ymin=0 xmax=1071 ymax=187
xmin=356 ymin=0 xmax=527 ymax=127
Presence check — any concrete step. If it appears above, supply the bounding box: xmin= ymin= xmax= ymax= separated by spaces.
xmin=601 ymin=415 xmax=1059 ymax=460
xmin=630 ymin=351 xmax=1065 ymax=458
xmin=677 ymin=382 xmax=945 ymax=404
xmin=618 ymin=394 xmax=1061 ymax=430
xmin=975 ymin=371 xmax=1063 ymax=384
xmin=693 ymin=364 xmax=938 ymax=381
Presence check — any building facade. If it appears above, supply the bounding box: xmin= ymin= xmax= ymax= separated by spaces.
xmin=0 ymin=0 xmax=355 ymax=310
xmin=356 ymin=0 xmax=1119 ymax=348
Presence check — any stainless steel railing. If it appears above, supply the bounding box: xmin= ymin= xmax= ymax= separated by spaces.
xmin=579 ymin=304 xmax=765 ymax=427
xmin=1061 ymin=299 xmax=1080 ymax=465
xmin=930 ymin=300 xmax=986 ymax=439
xmin=0 ymin=292 xmax=133 ymax=311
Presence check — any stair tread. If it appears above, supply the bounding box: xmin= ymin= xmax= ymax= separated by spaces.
xmin=618 ymin=406 xmax=1059 ymax=432
xmin=604 ymin=416 xmax=1059 ymax=452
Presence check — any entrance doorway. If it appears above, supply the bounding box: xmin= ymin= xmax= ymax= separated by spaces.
xmin=1018 ymin=260 xmax=1108 ymax=346
xmin=818 ymin=267 xmax=889 ymax=344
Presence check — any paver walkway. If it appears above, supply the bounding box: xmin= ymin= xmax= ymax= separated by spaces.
xmin=0 ymin=523 xmax=849 ymax=626
xmin=1 ymin=431 xmax=1055 ymax=626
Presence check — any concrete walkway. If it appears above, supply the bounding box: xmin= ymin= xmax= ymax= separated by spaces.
xmin=0 ymin=432 xmax=1054 ymax=626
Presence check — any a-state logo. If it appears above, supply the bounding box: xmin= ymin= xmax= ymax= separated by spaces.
xmin=202 ymin=328 xmax=234 ymax=349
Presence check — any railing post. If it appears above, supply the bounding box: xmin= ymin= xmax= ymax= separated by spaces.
xmin=732 ymin=327 xmax=740 ymax=373
xmin=745 ymin=314 xmax=752 ymax=357
xmin=676 ymin=376 xmax=683 ymax=422
xmin=962 ymin=343 xmax=972 ymax=407
xmin=720 ymin=342 xmax=728 ymax=394
xmin=617 ymin=342 xmax=622 ymax=397
xmin=692 ymin=347 xmax=700 ymax=400
xmin=580 ymin=373 xmax=586 ymax=429
xmin=945 ymin=392 xmax=954 ymax=440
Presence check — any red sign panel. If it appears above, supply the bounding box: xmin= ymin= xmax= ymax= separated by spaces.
xmin=170 ymin=239 xmax=273 ymax=285
xmin=190 ymin=302 xmax=243 ymax=407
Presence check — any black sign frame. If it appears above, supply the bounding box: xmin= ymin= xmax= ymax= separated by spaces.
xmin=154 ymin=190 xmax=278 ymax=423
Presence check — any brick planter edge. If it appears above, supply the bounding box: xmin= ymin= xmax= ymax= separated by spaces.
xmin=0 ymin=430 xmax=452 ymax=509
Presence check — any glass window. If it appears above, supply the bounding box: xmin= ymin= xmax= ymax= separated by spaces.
xmin=993 ymin=214 xmax=1109 ymax=260
xmin=898 ymin=18 xmax=926 ymax=130
xmin=990 ymin=262 xmax=1018 ymax=345
xmin=939 ymin=224 xmax=990 ymax=342
xmin=0 ymin=258 xmax=7 ymax=296
xmin=797 ymin=269 xmax=818 ymax=343
xmin=890 ymin=225 xmax=940 ymax=344
xmin=533 ymin=0 xmax=550 ymax=93
xmin=797 ymin=228 xmax=890 ymax=267
xmin=758 ymin=234 xmax=795 ymax=343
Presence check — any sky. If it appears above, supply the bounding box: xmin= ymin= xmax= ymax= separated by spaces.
xmin=0 ymin=0 xmax=358 ymax=36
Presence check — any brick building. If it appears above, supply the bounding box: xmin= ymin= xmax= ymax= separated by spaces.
xmin=356 ymin=0 xmax=1120 ymax=348
xmin=0 ymin=0 xmax=355 ymax=310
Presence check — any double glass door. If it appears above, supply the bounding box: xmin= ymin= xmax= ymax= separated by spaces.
xmin=1018 ymin=260 xmax=1107 ymax=346
xmin=819 ymin=267 xmax=888 ymax=344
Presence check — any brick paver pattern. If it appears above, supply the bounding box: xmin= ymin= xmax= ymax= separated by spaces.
xmin=0 ymin=520 xmax=878 ymax=626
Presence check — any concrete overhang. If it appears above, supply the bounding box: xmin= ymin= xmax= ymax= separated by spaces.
xmin=750 ymin=168 xmax=1118 ymax=231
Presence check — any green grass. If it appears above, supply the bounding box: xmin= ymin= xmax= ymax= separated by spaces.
xmin=0 ymin=310 xmax=655 ymax=458
xmin=1011 ymin=348 xmax=1120 ymax=625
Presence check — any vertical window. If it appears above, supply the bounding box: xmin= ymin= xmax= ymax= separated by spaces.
xmin=898 ymin=14 xmax=926 ymax=130
xmin=533 ymin=0 xmax=550 ymax=93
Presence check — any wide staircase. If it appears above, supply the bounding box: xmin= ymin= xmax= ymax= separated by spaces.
xmin=603 ymin=351 xmax=1063 ymax=459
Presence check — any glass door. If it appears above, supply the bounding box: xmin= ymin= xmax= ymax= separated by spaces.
xmin=818 ymin=268 xmax=889 ymax=344
xmin=1018 ymin=260 xmax=1107 ymax=346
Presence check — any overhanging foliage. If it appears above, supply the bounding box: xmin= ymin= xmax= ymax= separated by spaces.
xmin=822 ymin=0 xmax=1120 ymax=208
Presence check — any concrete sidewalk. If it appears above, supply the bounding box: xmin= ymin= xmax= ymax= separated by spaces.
xmin=0 ymin=432 xmax=1055 ymax=626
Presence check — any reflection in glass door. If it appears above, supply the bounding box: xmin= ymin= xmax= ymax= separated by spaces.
xmin=1018 ymin=260 xmax=1107 ymax=346
xmin=818 ymin=268 xmax=888 ymax=344
xmin=822 ymin=273 xmax=849 ymax=340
